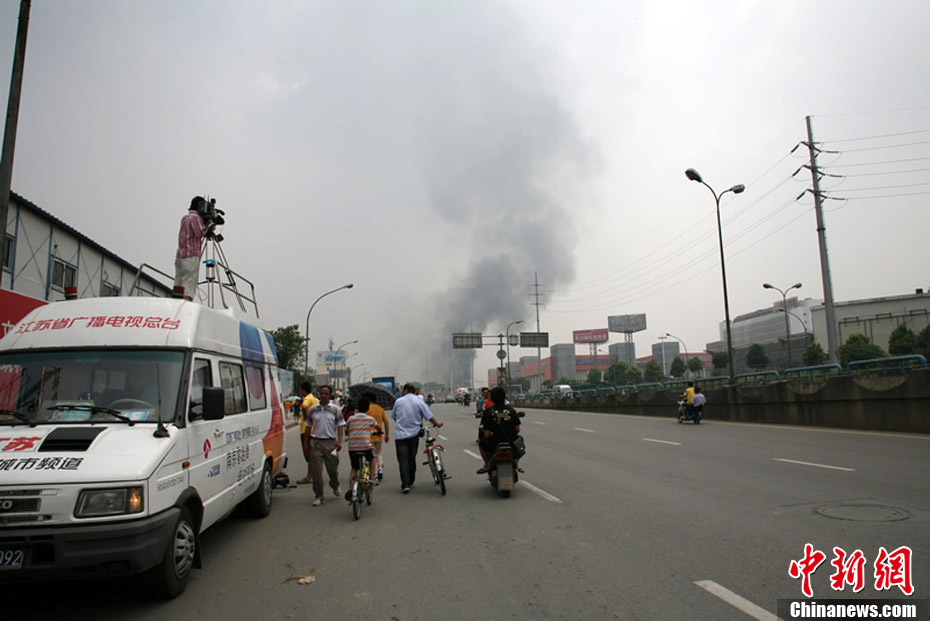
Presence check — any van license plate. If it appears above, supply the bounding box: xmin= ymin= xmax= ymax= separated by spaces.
xmin=0 ymin=549 xmax=24 ymax=570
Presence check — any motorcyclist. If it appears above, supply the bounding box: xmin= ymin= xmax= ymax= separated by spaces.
xmin=476 ymin=386 xmax=522 ymax=474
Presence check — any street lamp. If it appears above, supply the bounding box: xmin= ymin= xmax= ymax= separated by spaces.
xmin=350 ymin=363 xmax=365 ymax=386
xmin=304 ymin=284 xmax=354 ymax=373
xmin=657 ymin=335 xmax=668 ymax=376
xmin=686 ymin=168 xmax=745 ymax=383
xmin=763 ymin=282 xmax=802 ymax=367
xmin=334 ymin=339 xmax=358 ymax=391
xmin=506 ymin=320 xmax=524 ymax=388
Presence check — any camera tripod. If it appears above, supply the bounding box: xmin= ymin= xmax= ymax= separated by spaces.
xmin=198 ymin=232 xmax=261 ymax=318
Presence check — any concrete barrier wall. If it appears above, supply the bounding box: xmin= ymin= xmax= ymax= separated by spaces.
xmin=520 ymin=368 xmax=930 ymax=434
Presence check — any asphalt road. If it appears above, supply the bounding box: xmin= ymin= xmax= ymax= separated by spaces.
xmin=9 ymin=403 xmax=930 ymax=620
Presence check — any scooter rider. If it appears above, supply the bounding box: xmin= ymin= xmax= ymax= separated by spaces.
xmin=476 ymin=386 xmax=523 ymax=474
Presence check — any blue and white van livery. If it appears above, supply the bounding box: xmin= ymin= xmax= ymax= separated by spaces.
xmin=0 ymin=296 xmax=287 ymax=598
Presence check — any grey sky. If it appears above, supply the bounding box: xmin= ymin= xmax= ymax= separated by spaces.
xmin=2 ymin=1 xmax=928 ymax=383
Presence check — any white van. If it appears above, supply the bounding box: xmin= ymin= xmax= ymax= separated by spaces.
xmin=552 ymin=384 xmax=574 ymax=398
xmin=0 ymin=297 xmax=287 ymax=598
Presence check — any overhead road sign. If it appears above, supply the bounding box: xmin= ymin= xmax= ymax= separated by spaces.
xmin=520 ymin=332 xmax=549 ymax=348
xmin=452 ymin=333 xmax=483 ymax=349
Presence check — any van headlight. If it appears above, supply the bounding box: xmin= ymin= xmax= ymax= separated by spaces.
xmin=75 ymin=487 xmax=144 ymax=517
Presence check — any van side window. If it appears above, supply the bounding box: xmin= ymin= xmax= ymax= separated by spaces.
xmin=219 ymin=361 xmax=247 ymax=415
xmin=244 ymin=363 xmax=266 ymax=411
xmin=189 ymin=358 xmax=212 ymax=420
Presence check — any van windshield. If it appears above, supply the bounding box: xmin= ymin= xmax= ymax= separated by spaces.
xmin=0 ymin=350 xmax=184 ymax=425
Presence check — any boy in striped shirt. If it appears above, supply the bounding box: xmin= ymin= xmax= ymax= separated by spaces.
xmin=344 ymin=397 xmax=380 ymax=500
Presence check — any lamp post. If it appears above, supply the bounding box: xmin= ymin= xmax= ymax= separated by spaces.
xmin=665 ymin=332 xmax=688 ymax=375
xmin=304 ymin=284 xmax=354 ymax=373
xmin=763 ymin=282 xmax=802 ymax=367
xmin=506 ymin=320 xmax=523 ymax=389
xmin=334 ymin=339 xmax=358 ymax=391
xmin=350 ymin=363 xmax=365 ymax=387
xmin=657 ymin=335 xmax=668 ymax=376
xmin=686 ymin=168 xmax=745 ymax=383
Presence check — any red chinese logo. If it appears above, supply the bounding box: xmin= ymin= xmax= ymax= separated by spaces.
xmin=789 ymin=544 xmax=915 ymax=598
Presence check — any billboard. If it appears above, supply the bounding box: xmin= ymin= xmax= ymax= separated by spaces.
xmin=608 ymin=314 xmax=647 ymax=333
xmin=519 ymin=332 xmax=549 ymax=348
xmin=371 ymin=376 xmax=396 ymax=393
xmin=452 ymin=332 xmax=483 ymax=349
xmin=316 ymin=350 xmax=347 ymax=365
xmin=573 ymin=328 xmax=609 ymax=344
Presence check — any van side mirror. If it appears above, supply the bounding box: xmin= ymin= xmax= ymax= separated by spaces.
xmin=203 ymin=387 xmax=226 ymax=421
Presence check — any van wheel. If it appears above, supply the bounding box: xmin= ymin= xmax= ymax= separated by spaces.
xmin=247 ymin=461 xmax=273 ymax=518
xmin=149 ymin=506 xmax=196 ymax=600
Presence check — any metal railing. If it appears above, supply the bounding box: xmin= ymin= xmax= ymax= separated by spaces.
xmin=847 ymin=355 xmax=927 ymax=377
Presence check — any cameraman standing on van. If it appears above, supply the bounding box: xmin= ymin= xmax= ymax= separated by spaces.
xmin=174 ymin=196 xmax=213 ymax=302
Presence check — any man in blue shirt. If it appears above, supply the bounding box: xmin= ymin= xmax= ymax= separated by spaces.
xmin=391 ymin=383 xmax=443 ymax=493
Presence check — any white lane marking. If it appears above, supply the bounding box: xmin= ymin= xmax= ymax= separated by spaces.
xmin=574 ymin=427 xmax=595 ymax=433
xmin=464 ymin=449 xmax=482 ymax=460
xmin=532 ymin=421 xmax=547 ymax=425
xmin=519 ymin=481 xmax=562 ymax=504
xmin=439 ymin=434 xmax=448 ymax=440
xmin=773 ymin=458 xmax=855 ymax=472
xmin=694 ymin=580 xmax=778 ymax=621
xmin=643 ymin=438 xmax=682 ymax=446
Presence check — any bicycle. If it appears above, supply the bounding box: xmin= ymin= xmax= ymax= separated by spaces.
xmin=348 ymin=453 xmax=374 ymax=520
xmin=421 ymin=425 xmax=448 ymax=495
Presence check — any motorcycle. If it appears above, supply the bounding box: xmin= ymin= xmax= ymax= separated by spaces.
xmin=426 ymin=394 xmax=435 ymax=406
xmin=677 ymin=400 xmax=703 ymax=424
xmin=487 ymin=442 xmax=518 ymax=497
xmin=486 ymin=411 xmax=526 ymax=498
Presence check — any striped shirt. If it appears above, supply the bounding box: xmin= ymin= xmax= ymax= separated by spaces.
xmin=346 ymin=412 xmax=375 ymax=451
xmin=176 ymin=210 xmax=206 ymax=258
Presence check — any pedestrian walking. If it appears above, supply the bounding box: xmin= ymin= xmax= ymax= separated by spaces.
xmin=391 ymin=383 xmax=442 ymax=493
xmin=297 ymin=381 xmax=318 ymax=485
xmin=308 ymin=385 xmax=345 ymax=506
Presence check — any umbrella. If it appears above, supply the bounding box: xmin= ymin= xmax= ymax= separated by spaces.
xmin=348 ymin=382 xmax=396 ymax=410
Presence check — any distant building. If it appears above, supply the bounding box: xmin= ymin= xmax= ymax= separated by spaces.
xmin=2 ymin=192 xmax=172 ymax=336
xmin=811 ymin=291 xmax=930 ymax=357
xmin=609 ymin=341 xmax=635 ymax=366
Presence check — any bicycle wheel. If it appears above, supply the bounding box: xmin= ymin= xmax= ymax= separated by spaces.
xmin=437 ymin=451 xmax=446 ymax=496
xmin=351 ymin=481 xmax=361 ymax=520
xmin=428 ymin=451 xmax=440 ymax=484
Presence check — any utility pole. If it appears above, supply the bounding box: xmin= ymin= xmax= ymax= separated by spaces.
xmin=0 ymin=0 xmax=31 ymax=244
xmin=529 ymin=272 xmax=545 ymax=391
xmin=805 ymin=116 xmax=839 ymax=364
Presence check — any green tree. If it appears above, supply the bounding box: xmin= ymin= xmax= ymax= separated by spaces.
xmin=271 ymin=324 xmax=305 ymax=372
xmin=745 ymin=344 xmax=769 ymax=371
xmin=917 ymin=325 xmax=930 ymax=359
xmin=669 ymin=356 xmax=686 ymax=378
xmin=587 ymin=368 xmax=603 ymax=384
xmin=802 ymin=342 xmax=828 ymax=366
xmin=687 ymin=356 xmax=704 ymax=375
xmin=603 ymin=361 xmax=629 ymax=385
xmin=643 ymin=360 xmax=665 ymax=383
xmin=888 ymin=324 xmax=917 ymax=355
xmin=622 ymin=365 xmax=643 ymax=386
xmin=838 ymin=333 xmax=886 ymax=366
xmin=556 ymin=377 xmax=575 ymax=386
xmin=711 ymin=351 xmax=729 ymax=375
